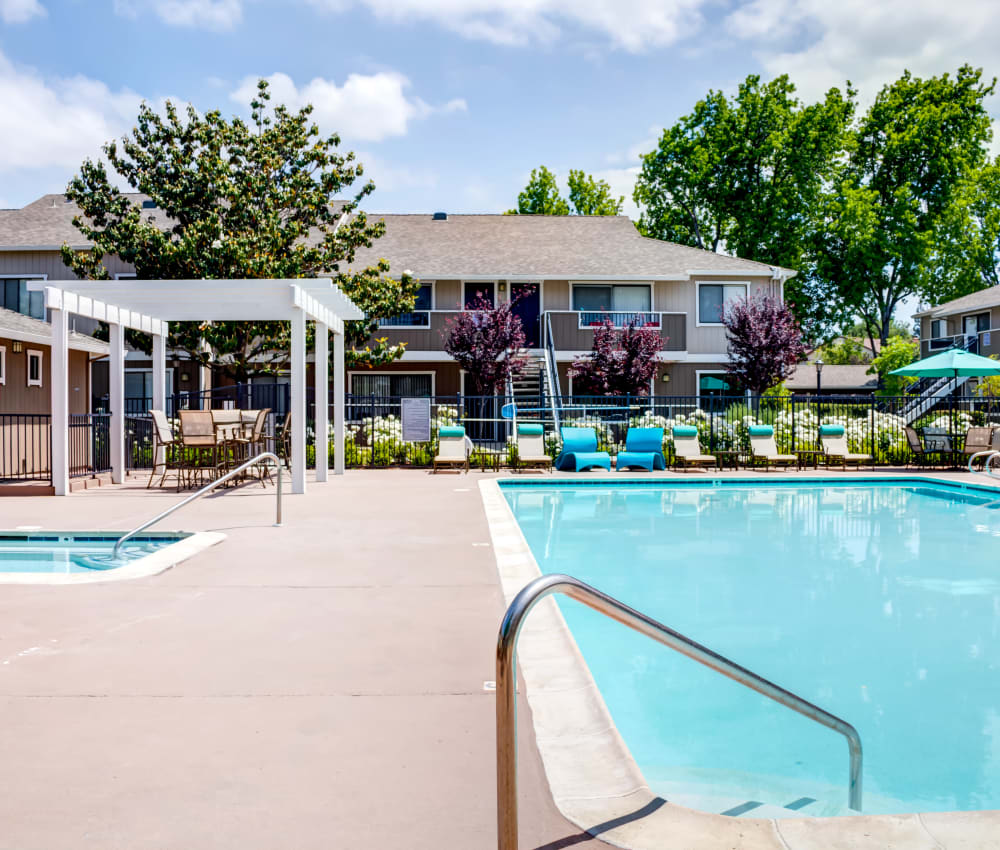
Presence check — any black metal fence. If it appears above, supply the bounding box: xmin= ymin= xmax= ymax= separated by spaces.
xmin=68 ymin=413 xmax=111 ymax=478
xmin=0 ymin=414 xmax=51 ymax=481
xmin=111 ymin=383 xmax=292 ymax=419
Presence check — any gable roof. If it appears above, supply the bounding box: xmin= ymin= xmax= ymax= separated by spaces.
xmin=0 ymin=307 xmax=110 ymax=354
xmin=785 ymin=363 xmax=877 ymax=392
xmin=344 ymin=213 xmax=793 ymax=280
xmin=913 ymin=286 xmax=1000 ymax=319
xmin=0 ymin=196 xmax=795 ymax=281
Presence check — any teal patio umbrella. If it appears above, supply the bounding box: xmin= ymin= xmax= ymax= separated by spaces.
xmin=891 ymin=347 xmax=1000 ymax=463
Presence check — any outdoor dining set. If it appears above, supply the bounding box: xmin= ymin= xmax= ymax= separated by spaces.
xmin=147 ymin=408 xmax=291 ymax=490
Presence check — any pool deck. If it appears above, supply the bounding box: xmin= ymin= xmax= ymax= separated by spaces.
xmin=0 ymin=466 xmax=996 ymax=849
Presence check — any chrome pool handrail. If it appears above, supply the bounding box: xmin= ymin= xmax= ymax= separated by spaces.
xmin=967 ymin=450 xmax=1000 ymax=478
xmin=112 ymin=452 xmax=282 ymax=559
xmin=496 ymin=573 xmax=863 ymax=850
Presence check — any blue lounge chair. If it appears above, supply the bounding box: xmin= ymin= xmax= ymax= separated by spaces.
xmin=616 ymin=427 xmax=666 ymax=471
xmin=555 ymin=427 xmax=611 ymax=472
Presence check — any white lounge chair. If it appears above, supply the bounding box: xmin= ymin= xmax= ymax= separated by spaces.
xmin=747 ymin=425 xmax=796 ymax=471
xmin=515 ymin=424 xmax=552 ymax=472
xmin=671 ymin=425 xmax=715 ymax=471
xmin=434 ymin=425 xmax=469 ymax=473
xmin=819 ymin=424 xmax=871 ymax=470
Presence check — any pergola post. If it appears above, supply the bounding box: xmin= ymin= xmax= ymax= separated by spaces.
xmin=109 ymin=321 xmax=126 ymax=484
xmin=290 ymin=307 xmax=307 ymax=494
xmin=334 ymin=330 xmax=345 ymax=475
xmin=315 ymin=321 xmax=329 ymax=482
xmin=152 ymin=328 xmax=167 ymax=470
xmin=50 ymin=306 xmax=69 ymax=496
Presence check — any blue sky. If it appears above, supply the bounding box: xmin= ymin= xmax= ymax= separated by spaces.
xmin=1 ymin=0 xmax=998 ymax=225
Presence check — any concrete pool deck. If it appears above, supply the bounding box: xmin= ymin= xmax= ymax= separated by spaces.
xmin=1 ymin=466 xmax=997 ymax=849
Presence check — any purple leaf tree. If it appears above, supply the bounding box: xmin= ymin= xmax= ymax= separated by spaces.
xmin=567 ymin=318 xmax=664 ymax=396
xmin=442 ymin=294 xmax=528 ymax=395
xmin=723 ymin=292 xmax=806 ymax=395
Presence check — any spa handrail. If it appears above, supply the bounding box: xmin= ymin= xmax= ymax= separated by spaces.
xmin=496 ymin=573 xmax=863 ymax=850
xmin=967 ymin=449 xmax=1000 ymax=478
xmin=112 ymin=452 xmax=282 ymax=559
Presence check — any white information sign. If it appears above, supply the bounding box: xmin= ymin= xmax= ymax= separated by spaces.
xmin=401 ymin=397 xmax=432 ymax=442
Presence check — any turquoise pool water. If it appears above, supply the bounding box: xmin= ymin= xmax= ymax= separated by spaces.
xmin=502 ymin=478 xmax=1000 ymax=817
xmin=0 ymin=532 xmax=190 ymax=573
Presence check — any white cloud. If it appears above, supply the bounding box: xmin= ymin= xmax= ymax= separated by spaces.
xmin=305 ymin=0 xmax=708 ymax=51
xmin=0 ymin=0 xmax=46 ymax=23
xmin=230 ymin=71 xmax=466 ymax=142
xmin=355 ymin=150 xmax=439 ymax=194
xmin=0 ymin=50 xmax=143 ymax=173
xmin=724 ymin=0 xmax=1000 ymax=105
xmin=113 ymin=0 xmax=242 ymax=29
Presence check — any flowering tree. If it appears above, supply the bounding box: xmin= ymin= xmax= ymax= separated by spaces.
xmin=723 ymin=293 xmax=806 ymax=395
xmin=568 ymin=318 xmax=664 ymax=396
xmin=442 ymin=294 xmax=527 ymax=394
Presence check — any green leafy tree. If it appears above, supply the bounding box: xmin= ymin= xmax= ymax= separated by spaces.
xmin=868 ymin=337 xmax=919 ymax=396
xmin=813 ymin=66 xmax=996 ymax=354
xmin=507 ymin=166 xmax=623 ymax=215
xmin=974 ymin=356 xmax=1000 ymax=397
xmin=61 ymin=80 xmax=417 ymax=381
xmin=817 ymin=337 xmax=870 ymax=365
xmin=633 ymin=74 xmax=854 ymax=336
xmin=566 ymin=170 xmax=623 ymax=215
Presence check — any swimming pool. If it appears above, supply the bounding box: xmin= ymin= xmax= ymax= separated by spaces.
xmin=501 ymin=478 xmax=1000 ymax=818
xmin=0 ymin=531 xmax=195 ymax=577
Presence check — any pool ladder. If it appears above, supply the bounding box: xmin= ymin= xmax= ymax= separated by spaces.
xmin=496 ymin=574 xmax=864 ymax=850
xmin=968 ymin=450 xmax=1000 ymax=479
xmin=112 ymin=452 xmax=282 ymax=560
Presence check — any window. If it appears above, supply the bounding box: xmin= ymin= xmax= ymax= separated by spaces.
xmin=0 ymin=345 xmax=5 ymax=385
xmin=697 ymin=283 xmax=747 ymax=324
xmin=572 ymin=284 xmax=652 ymax=325
xmin=378 ymin=283 xmax=433 ymax=327
xmin=464 ymin=282 xmax=494 ymax=309
xmin=351 ymin=373 xmax=433 ymax=397
xmin=698 ymin=371 xmax=732 ymax=403
xmin=929 ymin=318 xmax=952 ymax=349
xmin=26 ymin=350 xmax=43 ymax=387
xmin=2 ymin=278 xmax=45 ymax=320
xmin=964 ymin=313 xmax=990 ymax=335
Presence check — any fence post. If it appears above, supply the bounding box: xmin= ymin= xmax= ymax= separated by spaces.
xmin=790 ymin=396 xmax=796 ymax=453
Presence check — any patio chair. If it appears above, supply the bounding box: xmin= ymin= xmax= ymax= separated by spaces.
xmin=963 ymin=426 xmax=995 ymax=468
xmin=433 ymin=425 xmax=469 ymax=473
xmin=554 ymin=427 xmax=611 ymax=472
xmin=178 ymin=409 xmax=222 ymax=489
xmin=671 ymin=425 xmax=716 ymax=471
xmin=211 ymin=408 xmax=244 ymax=477
xmin=616 ymin=427 xmax=666 ymax=472
xmin=819 ymin=424 xmax=872 ymax=471
xmin=230 ymin=408 xmax=273 ymax=484
xmin=275 ymin=412 xmax=292 ymax=470
xmin=147 ymin=409 xmax=182 ymax=489
xmin=905 ymin=426 xmax=943 ymax=469
xmin=747 ymin=424 xmax=796 ymax=471
xmin=514 ymin=424 xmax=552 ymax=473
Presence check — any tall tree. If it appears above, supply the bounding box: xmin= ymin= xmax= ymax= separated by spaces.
xmin=633 ymin=75 xmax=854 ymax=262
xmin=507 ymin=166 xmax=623 ymax=215
xmin=441 ymin=295 xmax=527 ymax=395
xmin=813 ymin=66 xmax=996 ymax=352
xmin=723 ymin=293 xmax=806 ymax=395
xmin=567 ymin=319 xmax=664 ymax=396
xmin=61 ymin=79 xmax=417 ymax=381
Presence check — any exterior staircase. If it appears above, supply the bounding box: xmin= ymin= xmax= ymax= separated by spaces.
xmin=898 ymin=335 xmax=979 ymax=423
xmin=510 ymin=350 xmax=547 ymax=419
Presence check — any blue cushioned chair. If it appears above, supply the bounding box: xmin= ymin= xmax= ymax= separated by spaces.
xmin=555 ymin=427 xmax=611 ymax=472
xmin=616 ymin=427 xmax=666 ymax=471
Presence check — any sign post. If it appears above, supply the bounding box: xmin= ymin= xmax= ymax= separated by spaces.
xmin=401 ymin=397 xmax=432 ymax=443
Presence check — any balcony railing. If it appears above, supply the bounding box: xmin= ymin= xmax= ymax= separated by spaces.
xmin=545 ymin=311 xmax=686 ymax=352
xmin=377 ymin=311 xmax=431 ymax=328
xmin=575 ymin=310 xmax=661 ymax=329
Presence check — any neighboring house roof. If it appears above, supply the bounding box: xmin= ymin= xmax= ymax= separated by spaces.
xmin=0 ymin=196 xmax=796 ymax=281
xmin=343 ymin=213 xmax=795 ymax=280
xmin=785 ymin=363 xmax=877 ymax=392
xmin=913 ymin=286 xmax=1000 ymax=319
xmin=0 ymin=307 xmax=110 ymax=354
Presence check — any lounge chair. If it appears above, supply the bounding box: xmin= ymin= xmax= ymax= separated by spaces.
xmin=819 ymin=424 xmax=871 ymax=470
xmin=434 ymin=425 xmax=469 ymax=473
xmin=963 ymin=426 xmax=995 ymax=467
xmin=671 ymin=425 xmax=716 ymax=471
xmin=554 ymin=427 xmax=611 ymax=472
xmin=147 ymin=409 xmax=182 ymax=489
xmin=515 ymin=424 xmax=552 ymax=472
xmin=905 ymin=426 xmax=943 ymax=469
xmin=616 ymin=427 xmax=666 ymax=471
xmin=747 ymin=424 xmax=796 ymax=471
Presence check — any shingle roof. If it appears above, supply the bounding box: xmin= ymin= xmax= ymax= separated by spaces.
xmin=0 ymin=306 xmax=109 ymax=354
xmin=913 ymin=286 xmax=1000 ymax=319
xmin=0 ymin=196 xmax=794 ymax=280
xmin=785 ymin=363 xmax=877 ymax=392
xmin=344 ymin=213 xmax=792 ymax=279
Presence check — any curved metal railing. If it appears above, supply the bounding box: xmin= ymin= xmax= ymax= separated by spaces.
xmin=112 ymin=452 xmax=282 ymax=559
xmin=967 ymin=449 xmax=1000 ymax=478
xmin=496 ymin=573 xmax=863 ymax=850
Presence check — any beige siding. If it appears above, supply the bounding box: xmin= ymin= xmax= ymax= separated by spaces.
xmin=0 ymin=250 xmax=133 ymax=280
xmin=543 ymin=280 xmax=570 ymax=311
xmin=347 ymin=361 xmax=461 ymax=397
xmin=433 ymin=280 xmax=462 ymax=310
xmin=0 ymin=339 xmax=91 ymax=414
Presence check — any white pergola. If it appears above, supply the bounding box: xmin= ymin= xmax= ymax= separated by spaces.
xmin=30 ymin=279 xmax=364 ymax=496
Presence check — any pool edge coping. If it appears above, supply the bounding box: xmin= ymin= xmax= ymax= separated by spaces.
xmin=0 ymin=531 xmax=226 ymax=584
xmin=479 ymin=473 xmax=1000 ymax=850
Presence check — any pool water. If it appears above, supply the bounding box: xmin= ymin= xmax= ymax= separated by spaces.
xmin=0 ymin=532 xmax=190 ymax=573
xmin=502 ymin=479 xmax=1000 ymax=817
